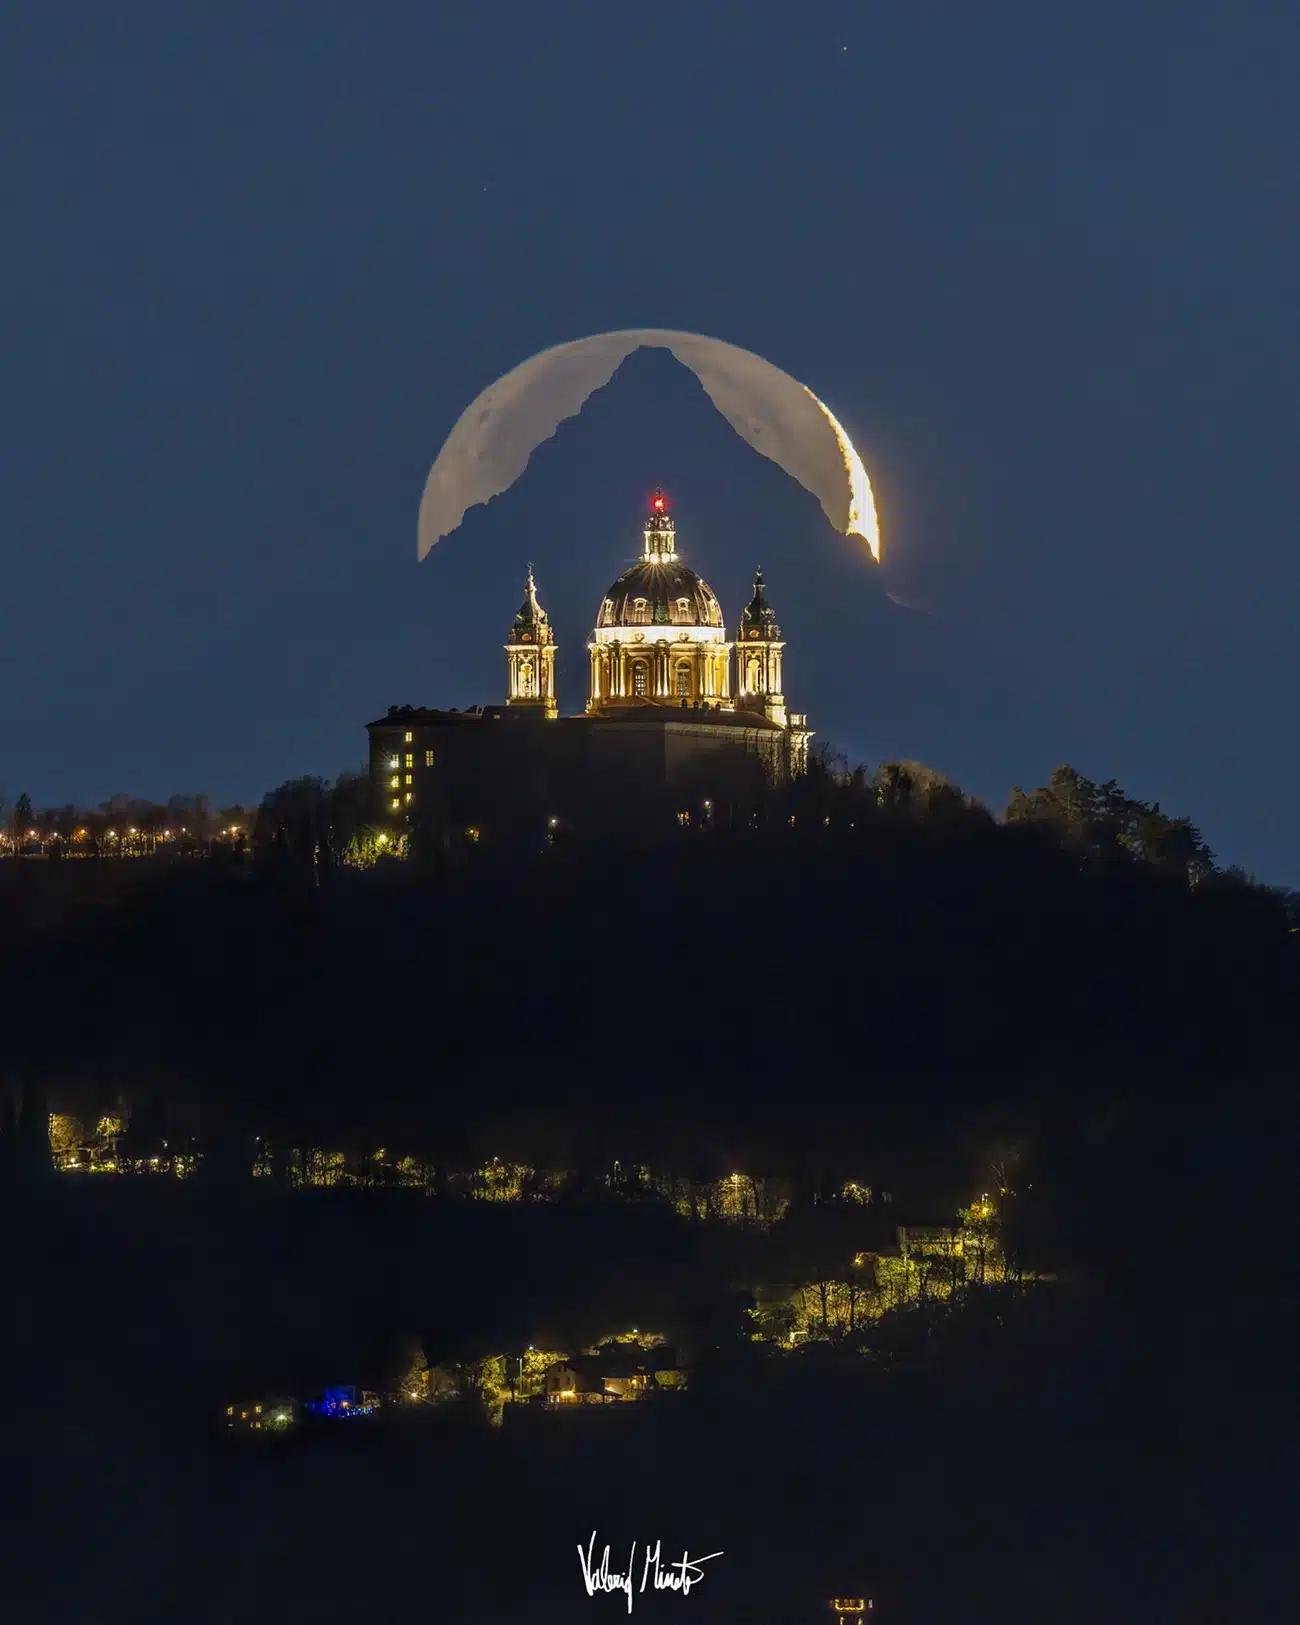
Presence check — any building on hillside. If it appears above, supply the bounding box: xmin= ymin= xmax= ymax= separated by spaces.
xmin=366 ymin=491 xmax=814 ymax=842
xmin=543 ymin=1344 xmax=686 ymax=1405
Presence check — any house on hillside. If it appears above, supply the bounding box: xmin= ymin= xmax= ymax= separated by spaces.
xmin=225 ymin=1396 xmax=297 ymax=1435
xmin=544 ymin=1344 xmax=686 ymax=1405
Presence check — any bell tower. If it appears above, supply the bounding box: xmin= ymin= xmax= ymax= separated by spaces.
xmin=735 ymin=568 xmax=787 ymax=727
xmin=505 ymin=565 xmax=557 ymax=718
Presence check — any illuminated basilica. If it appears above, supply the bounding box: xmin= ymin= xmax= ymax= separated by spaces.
xmin=508 ymin=492 xmax=807 ymax=741
xmin=368 ymin=493 xmax=813 ymax=838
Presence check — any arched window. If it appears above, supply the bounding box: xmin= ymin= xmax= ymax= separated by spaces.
xmin=746 ymin=656 xmax=761 ymax=693
xmin=518 ymin=659 xmax=536 ymax=697
xmin=632 ymin=597 xmax=649 ymax=624
xmin=632 ymin=662 xmax=649 ymax=697
xmin=673 ymin=597 xmax=692 ymax=623
xmin=674 ymin=664 xmax=691 ymax=697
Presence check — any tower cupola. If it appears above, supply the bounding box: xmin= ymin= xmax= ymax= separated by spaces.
xmin=736 ymin=567 xmax=788 ymax=727
xmin=505 ymin=565 xmax=558 ymax=717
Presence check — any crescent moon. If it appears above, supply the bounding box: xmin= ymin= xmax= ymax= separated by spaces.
xmin=418 ymin=329 xmax=881 ymax=563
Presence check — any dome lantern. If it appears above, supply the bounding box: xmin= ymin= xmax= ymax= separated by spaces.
xmin=642 ymin=489 xmax=677 ymax=561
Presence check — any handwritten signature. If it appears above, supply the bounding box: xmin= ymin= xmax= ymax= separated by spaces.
xmin=578 ymin=1532 xmax=723 ymax=1612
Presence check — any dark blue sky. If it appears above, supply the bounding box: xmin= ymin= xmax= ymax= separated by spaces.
xmin=2 ymin=1 xmax=1296 ymax=879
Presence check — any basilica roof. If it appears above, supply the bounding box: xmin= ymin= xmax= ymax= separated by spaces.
xmin=595 ymin=560 xmax=725 ymax=632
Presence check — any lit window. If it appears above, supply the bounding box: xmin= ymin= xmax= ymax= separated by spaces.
xmin=632 ymin=663 xmax=648 ymax=697
xmin=675 ymin=665 xmax=691 ymax=697
xmin=424 ymin=750 xmax=434 ymax=766
xmin=390 ymin=775 xmax=399 ymax=789
xmin=405 ymin=792 xmax=413 ymax=804
xmin=404 ymin=754 xmax=413 ymax=768
xmin=391 ymin=798 xmax=400 ymax=811
xmin=389 ymin=756 xmax=399 ymax=770
xmin=404 ymin=731 xmax=413 ymax=743
xmin=404 ymin=774 xmax=412 ymax=785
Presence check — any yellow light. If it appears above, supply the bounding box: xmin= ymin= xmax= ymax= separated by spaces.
xmin=404 ymin=731 xmax=413 ymax=743
xmin=128 ymin=827 xmax=136 ymax=836
xmin=226 ymin=1406 xmax=233 ymax=1416
xmin=805 ymin=386 xmax=880 ymax=562
xmin=391 ymin=799 xmax=400 ymax=811
xmin=255 ymin=1404 xmax=262 ymax=1413
xmin=376 ymin=833 xmax=388 ymax=846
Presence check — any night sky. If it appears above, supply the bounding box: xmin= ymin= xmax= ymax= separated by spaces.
xmin=3 ymin=1 xmax=1297 ymax=881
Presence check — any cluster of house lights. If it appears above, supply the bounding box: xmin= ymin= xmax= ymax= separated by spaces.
xmin=3 ymin=825 xmax=241 ymax=848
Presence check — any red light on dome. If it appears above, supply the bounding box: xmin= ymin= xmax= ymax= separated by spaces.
xmin=652 ymin=493 xmax=666 ymax=512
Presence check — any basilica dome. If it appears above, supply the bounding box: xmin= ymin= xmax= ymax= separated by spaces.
xmin=587 ymin=493 xmax=733 ymax=711
xmin=595 ymin=558 xmax=724 ymax=632
xmin=593 ymin=492 xmax=725 ymax=632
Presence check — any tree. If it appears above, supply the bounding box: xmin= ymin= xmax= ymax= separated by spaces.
xmin=10 ymin=792 xmax=33 ymax=848
xmin=1006 ymin=766 xmax=1216 ymax=883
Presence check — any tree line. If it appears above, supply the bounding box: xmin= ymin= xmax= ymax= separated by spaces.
xmin=1 ymin=745 xmax=1294 ymax=1192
